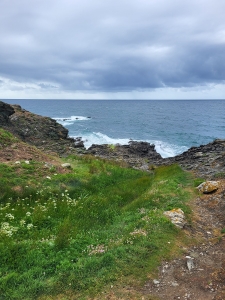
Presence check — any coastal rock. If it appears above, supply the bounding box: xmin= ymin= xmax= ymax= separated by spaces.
xmin=197 ymin=181 xmax=219 ymax=193
xmin=74 ymin=137 xmax=84 ymax=148
xmin=86 ymin=141 xmax=162 ymax=167
xmin=0 ymin=101 xmax=81 ymax=156
xmin=128 ymin=141 xmax=161 ymax=159
xmin=160 ymin=139 xmax=225 ymax=179
xmin=163 ymin=208 xmax=185 ymax=228
xmin=0 ymin=101 xmax=15 ymax=125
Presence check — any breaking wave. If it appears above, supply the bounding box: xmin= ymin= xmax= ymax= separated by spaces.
xmin=72 ymin=132 xmax=188 ymax=158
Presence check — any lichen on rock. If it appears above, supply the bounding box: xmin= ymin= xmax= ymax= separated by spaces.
xmin=163 ymin=208 xmax=186 ymax=228
xmin=197 ymin=181 xmax=219 ymax=194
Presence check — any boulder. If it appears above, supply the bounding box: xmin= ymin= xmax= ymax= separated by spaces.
xmin=61 ymin=163 xmax=71 ymax=168
xmin=163 ymin=208 xmax=185 ymax=228
xmin=197 ymin=181 xmax=219 ymax=193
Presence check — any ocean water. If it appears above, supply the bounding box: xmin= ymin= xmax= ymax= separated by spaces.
xmin=4 ymin=100 xmax=225 ymax=158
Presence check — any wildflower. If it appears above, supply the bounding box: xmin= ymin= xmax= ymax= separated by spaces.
xmin=5 ymin=213 xmax=14 ymax=220
xmin=130 ymin=228 xmax=147 ymax=236
xmin=88 ymin=244 xmax=107 ymax=255
xmin=40 ymin=206 xmax=47 ymax=212
xmin=20 ymin=220 xmax=26 ymax=226
xmin=26 ymin=212 xmax=31 ymax=217
xmin=1 ymin=222 xmax=18 ymax=236
xmin=27 ymin=224 xmax=33 ymax=230
xmin=1 ymin=222 xmax=10 ymax=229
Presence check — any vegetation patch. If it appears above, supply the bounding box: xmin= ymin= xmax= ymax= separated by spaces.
xmin=0 ymin=128 xmax=17 ymax=147
xmin=0 ymin=154 xmax=195 ymax=299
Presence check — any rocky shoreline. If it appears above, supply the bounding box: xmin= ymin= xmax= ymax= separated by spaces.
xmin=1 ymin=100 xmax=225 ymax=179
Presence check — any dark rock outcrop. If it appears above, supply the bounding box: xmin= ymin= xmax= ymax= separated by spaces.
xmin=74 ymin=137 xmax=84 ymax=148
xmin=0 ymin=101 xmax=15 ymax=125
xmin=161 ymin=139 xmax=225 ymax=178
xmin=87 ymin=141 xmax=161 ymax=159
xmin=86 ymin=141 xmax=162 ymax=169
xmin=0 ymin=101 xmax=80 ymax=155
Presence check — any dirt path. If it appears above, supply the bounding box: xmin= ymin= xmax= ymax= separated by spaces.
xmin=142 ymin=180 xmax=225 ymax=300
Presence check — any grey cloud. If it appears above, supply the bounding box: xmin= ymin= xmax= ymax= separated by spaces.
xmin=0 ymin=0 xmax=225 ymax=94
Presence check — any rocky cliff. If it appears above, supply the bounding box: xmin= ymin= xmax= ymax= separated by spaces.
xmin=0 ymin=101 xmax=15 ymax=125
xmin=162 ymin=139 xmax=225 ymax=178
xmin=1 ymin=100 xmax=225 ymax=179
xmin=0 ymin=101 xmax=82 ymax=155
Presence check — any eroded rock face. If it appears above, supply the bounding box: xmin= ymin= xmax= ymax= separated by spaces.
xmin=1 ymin=101 xmax=79 ymax=155
xmin=10 ymin=104 xmax=69 ymax=140
xmin=197 ymin=181 xmax=220 ymax=193
xmin=160 ymin=139 xmax=225 ymax=179
xmin=0 ymin=101 xmax=15 ymax=125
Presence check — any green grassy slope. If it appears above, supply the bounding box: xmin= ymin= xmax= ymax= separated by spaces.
xmin=0 ymin=130 xmax=195 ymax=300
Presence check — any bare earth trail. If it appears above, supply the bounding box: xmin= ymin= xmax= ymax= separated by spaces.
xmin=140 ymin=180 xmax=225 ymax=300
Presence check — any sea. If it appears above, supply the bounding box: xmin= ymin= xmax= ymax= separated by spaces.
xmin=4 ymin=100 xmax=225 ymax=158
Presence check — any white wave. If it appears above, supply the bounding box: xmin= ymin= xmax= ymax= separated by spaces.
xmin=72 ymin=132 xmax=188 ymax=158
xmin=82 ymin=132 xmax=130 ymax=149
xmin=54 ymin=116 xmax=91 ymax=126
xmin=153 ymin=141 xmax=188 ymax=158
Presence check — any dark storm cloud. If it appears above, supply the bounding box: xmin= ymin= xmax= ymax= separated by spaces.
xmin=0 ymin=0 xmax=225 ymax=94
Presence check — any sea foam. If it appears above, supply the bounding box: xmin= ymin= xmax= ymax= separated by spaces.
xmin=54 ymin=116 xmax=91 ymax=126
xmin=72 ymin=132 xmax=188 ymax=158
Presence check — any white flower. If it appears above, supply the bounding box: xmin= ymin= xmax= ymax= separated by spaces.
xmin=5 ymin=213 xmax=14 ymax=220
xmin=26 ymin=212 xmax=31 ymax=216
xmin=20 ymin=220 xmax=26 ymax=226
xmin=1 ymin=222 xmax=18 ymax=236
xmin=1 ymin=222 xmax=10 ymax=229
xmin=27 ymin=224 xmax=33 ymax=230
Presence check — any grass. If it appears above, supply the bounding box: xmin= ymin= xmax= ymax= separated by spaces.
xmin=0 ymin=150 xmax=195 ymax=300
xmin=0 ymin=128 xmax=18 ymax=147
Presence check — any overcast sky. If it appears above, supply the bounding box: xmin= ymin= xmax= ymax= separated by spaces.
xmin=1 ymin=0 xmax=225 ymax=99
